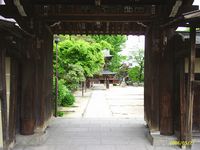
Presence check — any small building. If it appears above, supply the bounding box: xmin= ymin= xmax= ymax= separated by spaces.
xmin=92 ymin=49 xmax=118 ymax=89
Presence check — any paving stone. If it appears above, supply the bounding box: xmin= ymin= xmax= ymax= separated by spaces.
xmin=14 ymin=86 xmax=200 ymax=150
xmin=116 ymin=145 xmax=146 ymax=150
xmin=86 ymin=145 xmax=116 ymax=150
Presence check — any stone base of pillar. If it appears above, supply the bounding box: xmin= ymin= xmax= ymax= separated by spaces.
xmin=34 ymin=117 xmax=53 ymax=133
xmin=15 ymin=130 xmax=48 ymax=146
xmin=147 ymin=130 xmax=177 ymax=146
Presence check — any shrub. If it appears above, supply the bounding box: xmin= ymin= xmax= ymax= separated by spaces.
xmin=128 ymin=66 xmax=144 ymax=83
xmin=53 ymin=79 xmax=76 ymax=107
xmin=61 ymin=89 xmax=75 ymax=106
xmin=57 ymin=111 xmax=64 ymax=117
xmin=62 ymin=64 xmax=85 ymax=91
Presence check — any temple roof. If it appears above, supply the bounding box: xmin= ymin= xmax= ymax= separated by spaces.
xmin=101 ymin=70 xmax=116 ymax=75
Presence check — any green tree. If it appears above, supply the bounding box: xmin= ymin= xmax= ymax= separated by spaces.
xmin=62 ymin=64 xmax=85 ymax=91
xmin=128 ymin=49 xmax=144 ymax=83
xmin=53 ymin=35 xmax=105 ymax=90
xmin=59 ymin=39 xmax=104 ymax=77
xmin=91 ymin=35 xmax=127 ymax=72
xmin=91 ymin=35 xmax=126 ymax=54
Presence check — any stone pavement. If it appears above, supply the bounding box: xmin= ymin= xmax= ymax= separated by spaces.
xmin=13 ymin=85 xmax=200 ymax=150
xmin=84 ymin=84 xmax=144 ymax=118
xmin=14 ymin=118 xmax=200 ymax=150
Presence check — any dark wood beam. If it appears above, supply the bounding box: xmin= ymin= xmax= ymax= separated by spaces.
xmin=179 ymin=58 xmax=187 ymax=144
xmin=50 ymin=22 xmax=146 ymax=35
xmin=34 ymin=4 xmax=157 ymax=16
xmin=144 ymin=24 xmax=161 ymax=131
xmin=40 ymin=15 xmax=154 ymax=23
xmin=183 ymin=0 xmax=194 ymax=5
xmin=159 ymin=30 xmax=175 ymax=135
xmin=185 ymin=26 xmax=196 ymax=147
xmin=9 ymin=58 xmax=18 ymax=144
xmin=53 ymin=31 xmax=145 ymax=35
xmin=20 ymin=39 xmax=36 ymax=135
xmin=1 ymin=4 xmax=158 ymax=21
xmin=31 ymin=0 xmax=168 ymax=5
xmin=0 ymin=47 xmax=8 ymax=149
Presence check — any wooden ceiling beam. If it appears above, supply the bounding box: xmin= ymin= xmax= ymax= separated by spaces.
xmin=31 ymin=0 xmax=168 ymax=5
xmin=52 ymin=30 xmax=145 ymax=35
xmin=34 ymin=5 xmax=157 ymax=16
xmin=1 ymin=4 xmax=159 ymax=23
xmin=50 ymin=22 xmax=146 ymax=35
xmin=41 ymin=15 xmax=153 ymax=23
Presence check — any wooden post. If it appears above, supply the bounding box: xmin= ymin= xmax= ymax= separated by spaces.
xmin=185 ymin=26 xmax=196 ymax=145
xmin=159 ymin=31 xmax=177 ymax=135
xmin=144 ymin=28 xmax=150 ymax=124
xmin=45 ymin=31 xmax=54 ymax=121
xmin=84 ymin=81 xmax=87 ymax=92
xmin=82 ymin=82 xmax=84 ymax=97
xmin=54 ymin=39 xmax=59 ymax=117
xmin=0 ymin=48 xmax=8 ymax=149
xmin=144 ymin=25 xmax=160 ymax=131
xmin=106 ymin=76 xmax=109 ymax=89
xmin=20 ymin=39 xmax=36 ymax=135
xmin=35 ymin=25 xmax=54 ymax=129
xmin=8 ymin=58 xmax=18 ymax=144
xmin=180 ymin=58 xmax=187 ymax=143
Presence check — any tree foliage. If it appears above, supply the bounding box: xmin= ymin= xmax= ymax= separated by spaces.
xmin=53 ymin=79 xmax=75 ymax=106
xmin=91 ymin=35 xmax=126 ymax=54
xmin=91 ymin=35 xmax=127 ymax=72
xmin=53 ymin=34 xmax=128 ymax=107
xmin=128 ymin=49 xmax=144 ymax=83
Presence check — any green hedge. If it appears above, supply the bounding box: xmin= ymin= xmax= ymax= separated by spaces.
xmin=54 ymin=79 xmax=75 ymax=106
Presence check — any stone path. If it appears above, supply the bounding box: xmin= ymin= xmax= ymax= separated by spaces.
xmin=13 ymin=85 xmax=200 ymax=150
xmin=14 ymin=118 xmax=200 ymax=150
xmin=84 ymin=84 xmax=144 ymax=118
xmin=83 ymin=90 xmax=112 ymax=117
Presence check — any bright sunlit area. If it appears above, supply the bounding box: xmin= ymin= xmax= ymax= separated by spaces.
xmin=0 ymin=0 xmax=5 ymax=5
xmin=193 ymin=0 xmax=200 ymax=6
xmin=53 ymin=35 xmax=144 ymax=118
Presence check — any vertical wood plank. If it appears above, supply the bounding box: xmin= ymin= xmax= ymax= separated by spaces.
xmin=159 ymin=32 xmax=175 ymax=135
xmin=144 ymin=25 xmax=160 ymax=131
xmin=150 ymin=25 xmax=160 ymax=131
xmin=46 ymin=32 xmax=54 ymax=120
xmin=144 ymin=28 xmax=150 ymax=124
xmin=8 ymin=58 xmax=18 ymax=144
xmin=0 ymin=48 xmax=8 ymax=149
xmin=186 ymin=26 xmax=196 ymax=144
xmin=20 ymin=39 xmax=36 ymax=135
xmin=180 ymin=59 xmax=187 ymax=142
xmin=35 ymin=25 xmax=54 ymax=130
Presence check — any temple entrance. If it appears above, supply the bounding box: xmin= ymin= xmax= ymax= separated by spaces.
xmin=53 ymin=34 xmax=145 ymax=119
xmin=1 ymin=0 xmax=200 ymax=150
